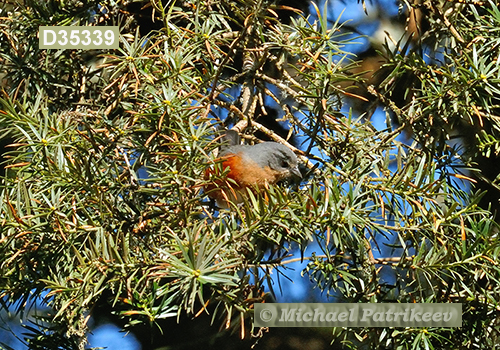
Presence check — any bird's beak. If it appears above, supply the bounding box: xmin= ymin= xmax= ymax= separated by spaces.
xmin=290 ymin=166 xmax=302 ymax=181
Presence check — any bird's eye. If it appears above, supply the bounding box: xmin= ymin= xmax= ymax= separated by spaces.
xmin=281 ymin=160 xmax=289 ymax=168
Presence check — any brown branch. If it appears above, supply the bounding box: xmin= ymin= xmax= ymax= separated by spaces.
xmin=430 ymin=2 xmax=465 ymax=44
xmin=264 ymin=254 xmax=414 ymax=267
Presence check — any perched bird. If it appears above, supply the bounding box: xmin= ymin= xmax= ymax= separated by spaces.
xmin=205 ymin=131 xmax=301 ymax=208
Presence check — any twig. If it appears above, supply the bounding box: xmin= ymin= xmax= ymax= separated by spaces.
xmin=271 ymin=254 xmax=414 ymax=267
xmin=430 ymin=2 xmax=465 ymax=44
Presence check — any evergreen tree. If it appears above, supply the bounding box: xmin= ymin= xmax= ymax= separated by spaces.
xmin=0 ymin=0 xmax=499 ymax=349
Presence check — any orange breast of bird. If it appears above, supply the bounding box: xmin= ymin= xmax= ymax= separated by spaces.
xmin=204 ymin=152 xmax=280 ymax=207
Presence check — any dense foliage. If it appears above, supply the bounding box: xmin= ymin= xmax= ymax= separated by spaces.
xmin=1 ymin=0 xmax=499 ymax=349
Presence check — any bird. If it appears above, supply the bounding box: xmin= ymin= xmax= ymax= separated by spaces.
xmin=205 ymin=131 xmax=301 ymax=208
